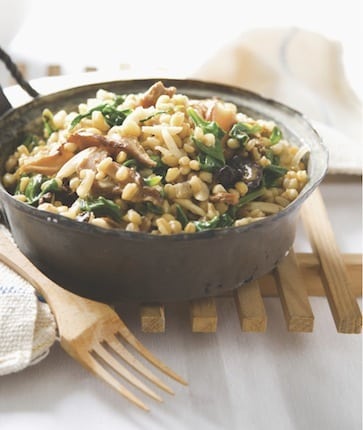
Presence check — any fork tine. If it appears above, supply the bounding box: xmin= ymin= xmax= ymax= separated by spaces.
xmin=117 ymin=319 xmax=188 ymax=386
xmin=93 ymin=343 xmax=163 ymax=403
xmin=106 ymin=334 xmax=174 ymax=395
xmin=85 ymin=352 xmax=150 ymax=411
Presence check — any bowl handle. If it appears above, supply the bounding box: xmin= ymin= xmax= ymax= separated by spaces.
xmin=0 ymin=46 xmax=40 ymax=116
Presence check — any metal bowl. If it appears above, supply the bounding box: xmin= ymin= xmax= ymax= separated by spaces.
xmin=0 ymin=78 xmax=328 ymax=303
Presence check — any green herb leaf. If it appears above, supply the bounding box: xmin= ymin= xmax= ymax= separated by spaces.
xmin=114 ymin=95 xmax=126 ymax=106
xmin=193 ymin=137 xmax=225 ymax=165
xmin=22 ymin=134 xmax=40 ymax=152
xmin=193 ymin=216 xmax=221 ymax=232
xmin=236 ymin=187 xmax=266 ymax=208
xmin=194 ymin=214 xmax=233 ymax=231
xmin=193 ymin=213 xmax=234 ymax=232
xmin=24 ymin=175 xmax=60 ymax=205
xmin=139 ymin=110 xmax=169 ymax=123
xmin=265 ymin=149 xmax=280 ymax=165
xmin=79 ymin=196 xmax=122 ymax=222
xmin=70 ymin=103 xmax=132 ymax=129
xmin=24 ymin=174 xmax=43 ymax=203
xmin=188 ymin=108 xmax=225 ymax=164
xmin=235 ymin=122 xmax=262 ymax=135
xmin=218 ymin=213 xmax=235 ymax=228
xmin=149 ymin=154 xmax=168 ymax=179
xmin=144 ymin=175 xmax=162 ymax=187
xmin=229 ymin=122 xmax=262 ymax=145
xmin=175 ymin=204 xmax=188 ymax=228
xmin=262 ymin=165 xmax=288 ymax=188
xmin=139 ymin=201 xmax=163 ymax=216
xmin=197 ymin=153 xmax=224 ymax=172
xmin=187 ymin=107 xmax=225 ymax=139
xmin=42 ymin=109 xmax=58 ymax=138
xmin=270 ymin=126 xmax=282 ymax=145
xmin=122 ymin=159 xmax=138 ymax=168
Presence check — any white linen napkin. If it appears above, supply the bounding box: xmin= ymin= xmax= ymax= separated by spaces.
xmin=0 ymin=226 xmax=56 ymax=375
xmin=0 ymin=27 xmax=361 ymax=376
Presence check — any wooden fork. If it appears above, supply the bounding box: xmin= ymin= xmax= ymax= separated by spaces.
xmin=0 ymin=228 xmax=187 ymax=411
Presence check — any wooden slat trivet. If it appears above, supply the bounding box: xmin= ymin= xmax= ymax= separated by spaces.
xmin=234 ymin=280 xmax=267 ymax=332
xmin=47 ymin=64 xmax=62 ymax=76
xmin=300 ymin=189 xmax=362 ymax=333
xmin=140 ymin=304 xmax=165 ymax=333
xmin=275 ymin=250 xmax=314 ymax=332
xmin=189 ymin=298 xmax=218 ymax=333
xmin=140 ymin=251 xmax=361 ymax=334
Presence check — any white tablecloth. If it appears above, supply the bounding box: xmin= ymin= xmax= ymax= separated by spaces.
xmin=0 ymin=175 xmax=361 ymax=430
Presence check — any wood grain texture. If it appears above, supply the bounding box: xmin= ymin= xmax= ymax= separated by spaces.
xmin=300 ymin=188 xmax=362 ymax=333
xmin=234 ymin=281 xmax=267 ymax=332
xmin=275 ymin=250 xmax=314 ymax=332
xmin=189 ymin=298 xmax=218 ymax=332
xmin=140 ymin=305 xmax=165 ymax=333
xmin=258 ymin=253 xmax=361 ymax=298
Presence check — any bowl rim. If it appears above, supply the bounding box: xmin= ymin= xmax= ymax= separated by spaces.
xmin=0 ymin=78 xmax=329 ymax=241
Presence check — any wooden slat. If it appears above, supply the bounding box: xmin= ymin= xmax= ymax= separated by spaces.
xmin=300 ymin=188 xmax=362 ymax=333
xmin=275 ymin=250 xmax=314 ymax=332
xmin=258 ymin=253 xmax=361 ymax=298
xmin=84 ymin=66 xmax=98 ymax=72
xmin=140 ymin=304 xmax=165 ymax=333
xmin=47 ymin=64 xmax=62 ymax=76
xmin=189 ymin=298 xmax=217 ymax=332
xmin=234 ymin=280 xmax=267 ymax=332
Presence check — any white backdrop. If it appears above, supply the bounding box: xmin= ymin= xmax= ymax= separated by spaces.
xmin=0 ymin=0 xmax=362 ymax=101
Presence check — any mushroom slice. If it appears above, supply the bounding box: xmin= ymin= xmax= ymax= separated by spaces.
xmin=19 ymin=145 xmax=74 ymax=176
xmin=140 ymin=81 xmax=176 ymax=108
xmin=68 ymin=131 xmax=156 ymax=168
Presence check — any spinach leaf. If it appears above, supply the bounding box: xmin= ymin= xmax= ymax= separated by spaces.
xmin=187 ymin=108 xmax=225 ymax=164
xmin=197 ymin=153 xmax=224 ymax=173
xmin=138 ymin=201 xmax=163 ymax=216
xmin=218 ymin=213 xmax=235 ymax=228
xmin=23 ymin=175 xmax=61 ymax=205
xmin=229 ymin=122 xmax=262 ymax=146
xmin=193 ymin=216 xmax=221 ymax=232
xmin=122 ymin=159 xmax=138 ymax=168
xmin=193 ymin=213 xmax=234 ymax=232
xmin=236 ymin=187 xmax=266 ymax=208
xmin=42 ymin=109 xmax=58 ymax=138
xmin=79 ymin=196 xmax=122 ymax=222
xmin=193 ymin=137 xmax=225 ymax=165
xmin=22 ymin=134 xmax=40 ymax=152
xmin=139 ymin=110 xmax=169 ymax=123
xmin=149 ymin=154 xmax=168 ymax=179
xmin=114 ymin=95 xmax=126 ymax=106
xmin=262 ymin=165 xmax=288 ymax=188
xmin=175 ymin=204 xmax=188 ymax=228
xmin=70 ymin=103 xmax=132 ymax=129
xmin=270 ymin=126 xmax=282 ymax=145
xmin=265 ymin=149 xmax=280 ymax=166
xmin=187 ymin=107 xmax=225 ymax=139
xmin=144 ymin=175 xmax=162 ymax=187
xmin=231 ymin=122 xmax=262 ymax=135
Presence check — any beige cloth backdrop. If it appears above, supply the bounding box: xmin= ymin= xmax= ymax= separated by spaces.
xmin=192 ymin=27 xmax=362 ymax=175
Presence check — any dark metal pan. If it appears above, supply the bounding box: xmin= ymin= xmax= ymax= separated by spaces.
xmin=0 ymin=53 xmax=328 ymax=303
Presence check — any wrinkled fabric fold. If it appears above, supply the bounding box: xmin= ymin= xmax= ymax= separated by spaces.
xmin=0 ymin=226 xmax=56 ymax=375
xmin=191 ymin=27 xmax=362 ymax=175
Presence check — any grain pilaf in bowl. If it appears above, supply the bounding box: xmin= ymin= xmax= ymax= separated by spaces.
xmin=3 ymin=81 xmax=309 ymax=234
xmin=0 ymin=79 xmax=328 ymax=302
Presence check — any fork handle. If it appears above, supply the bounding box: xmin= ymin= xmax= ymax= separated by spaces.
xmin=0 ymin=228 xmax=103 ymax=327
